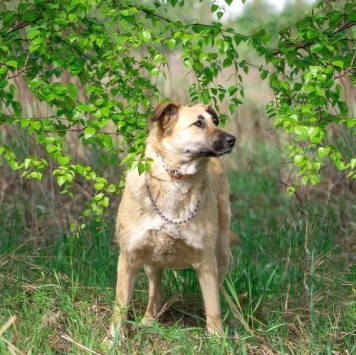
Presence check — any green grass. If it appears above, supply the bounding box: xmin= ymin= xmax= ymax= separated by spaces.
xmin=1 ymin=144 xmax=355 ymax=354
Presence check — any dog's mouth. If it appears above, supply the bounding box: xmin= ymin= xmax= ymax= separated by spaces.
xmin=196 ymin=147 xmax=234 ymax=157
xmin=196 ymin=133 xmax=236 ymax=157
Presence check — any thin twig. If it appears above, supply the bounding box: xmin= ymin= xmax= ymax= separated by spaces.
xmin=279 ymin=179 xmax=304 ymax=207
xmin=334 ymin=65 xmax=356 ymax=79
xmin=61 ymin=335 xmax=100 ymax=355
xmin=7 ymin=17 xmax=42 ymax=34
xmin=0 ymin=316 xmax=17 ymax=336
xmin=0 ymin=337 xmax=24 ymax=355
xmin=0 ymin=316 xmax=24 ymax=355
xmin=153 ymin=297 xmax=179 ymax=320
xmin=7 ymin=66 xmax=32 ymax=79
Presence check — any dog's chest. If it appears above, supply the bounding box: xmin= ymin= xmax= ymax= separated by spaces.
xmin=129 ymin=224 xmax=204 ymax=268
xmin=128 ymin=216 xmax=206 ymax=249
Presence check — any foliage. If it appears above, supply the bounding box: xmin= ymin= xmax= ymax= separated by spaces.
xmin=0 ymin=0 xmax=355 ymax=228
xmin=264 ymin=1 xmax=356 ymax=191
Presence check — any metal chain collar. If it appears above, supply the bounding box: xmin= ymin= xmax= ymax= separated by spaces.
xmin=144 ymin=172 xmax=199 ymax=225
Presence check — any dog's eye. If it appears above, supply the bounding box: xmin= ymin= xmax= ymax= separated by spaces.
xmin=212 ymin=118 xmax=219 ymax=126
xmin=194 ymin=120 xmax=204 ymax=128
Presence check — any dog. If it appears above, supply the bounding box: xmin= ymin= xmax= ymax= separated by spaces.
xmin=110 ymin=101 xmax=236 ymax=338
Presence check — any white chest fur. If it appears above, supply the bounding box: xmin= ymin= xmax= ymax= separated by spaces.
xmin=122 ymin=171 xmax=210 ymax=255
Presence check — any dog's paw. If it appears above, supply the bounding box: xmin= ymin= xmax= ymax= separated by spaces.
xmin=102 ymin=332 xmax=127 ymax=352
xmin=100 ymin=335 xmax=113 ymax=352
xmin=141 ymin=315 xmax=155 ymax=327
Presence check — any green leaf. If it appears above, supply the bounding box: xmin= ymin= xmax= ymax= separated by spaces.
xmin=318 ymin=147 xmax=330 ymax=157
xmin=153 ymin=54 xmax=163 ymax=63
xmin=294 ymin=155 xmax=304 ymax=166
xmin=183 ymin=59 xmax=194 ymax=68
xmin=46 ymin=144 xmax=57 ymax=154
xmin=165 ymin=39 xmax=176 ymax=50
xmin=128 ymin=7 xmax=138 ymax=14
xmin=68 ymin=13 xmax=77 ymax=21
xmin=29 ymin=79 xmax=42 ymax=90
xmin=307 ymin=126 xmax=319 ymax=139
xmin=56 ymin=175 xmax=66 ymax=187
xmin=107 ymin=184 xmax=117 ymax=193
xmin=332 ymin=61 xmax=344 ymax=69
xmin=141 ymin=30 xmax=151 ymax=43
xmin=311 ymin=43 xmax=323 ymax=53
xmin=94 ymin=182 xmax=105 ymax=190
xmin=28 ymin=29 xmax=40 ymax=39
xmin=307 ymin=29 xmax=318 ymax=39
xmin=351 ymin=159 xmax=356 ymax=170
xmin=335 ymin=160 xmax=346 ymax=170
xmin=217 ymin=11 xmax=224 ymax=20
xmin=211 ymin=4 xmax=219 ymax=12
xmin=20 ymin=118 xmax=31 ymax=127
xmin=67 ymin=82 xmax=78 ymax=100
xmin=119 ymin=9 xmax=130 ymax=16
xmin=77 ymin=102 xmax=95 ymax=112
xmin=346 ymin=118 xmax=356 ymax=128
xmin=29 ymin=172 xmax=42 ymax=180
xmin=223 ymin=58 xmax=232 ymax=68
xmin=150 ymin=68 xmax=159 ymax=76
xmin=260 ymin=69 xmax=269 ymax=80
xmin=309 ymin=66 xmax=321 ymax=76
xmin=99 ymin=107 xmax=110 ymax=117
xmin=138 ymin=162 xmax=145 ymax=175
xmin=6 ymin=61 xmax=18 ymax=68
xmin=31 ymin=121 xmax=41 ymax=131
xmin=94 ymin=193 xmax=104 ymax=201
xmin=84 ymin=127 xmax=96 ymax=139
xmin=57 ymin=155 xmax=71 ymax=166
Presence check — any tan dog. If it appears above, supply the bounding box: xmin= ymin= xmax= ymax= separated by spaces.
xmin=110 ymin=101 xmax=236 ymax=338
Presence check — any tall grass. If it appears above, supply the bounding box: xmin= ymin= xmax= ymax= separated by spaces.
xmin=1 ymin=138 xmax=355 ymax=354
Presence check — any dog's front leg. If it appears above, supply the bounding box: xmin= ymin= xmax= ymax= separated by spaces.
xmin=142 ymin=265 xmax=163 ymax=325
xmin=110 ymin=252 xmax=140 ymax=339
xmin=196 ymin=257 xmax=224 ymax=335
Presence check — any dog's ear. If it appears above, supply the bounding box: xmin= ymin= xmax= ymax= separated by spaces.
xmin=150 ymin=101 xmax=181 ymax=124
xmin=206 ymin=106 xmax=219 ymax=126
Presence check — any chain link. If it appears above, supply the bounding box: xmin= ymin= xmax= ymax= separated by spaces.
xmin=144 ymin=172 xmax=199 ymax=225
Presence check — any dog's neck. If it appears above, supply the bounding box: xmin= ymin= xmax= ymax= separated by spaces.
xmin=155 ymin=152 xmax=191 ymax=180
xmin=146 ymin=144 xmax=207 ymax=181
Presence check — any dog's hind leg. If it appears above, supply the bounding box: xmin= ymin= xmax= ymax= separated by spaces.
xmin=141 ymin=265 xmax=163 ymax=326
xmin=110 ymin=252 xmax=141 ymax=339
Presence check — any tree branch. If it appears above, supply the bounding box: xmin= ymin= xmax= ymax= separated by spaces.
xmin=273 ymin=20 xmax=356 ymax=55
xmin=7 ymin=66 xmax=32 ymax=79
xmin=7 ymin=17 xmax=42 ymax=34
xmin=334 ymin=65 xmax=356 ymax=79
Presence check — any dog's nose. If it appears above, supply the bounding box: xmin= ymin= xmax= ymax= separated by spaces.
xmin=225 ymin=134 xmax=236 ymax=147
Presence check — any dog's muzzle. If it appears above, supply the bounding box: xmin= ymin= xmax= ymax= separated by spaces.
xmin=196 ymin=132 xmax=237 ymax=157
xmin=224 ymin=133 xmax=236 ymax=149
xmin=211 ymin=133 xmax=236 ymax=155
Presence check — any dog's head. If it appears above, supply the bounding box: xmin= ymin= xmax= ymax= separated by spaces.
xmin=149 ymin=101 xmax=236 ymax=158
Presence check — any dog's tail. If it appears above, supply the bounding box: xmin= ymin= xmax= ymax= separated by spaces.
xmin=229 ymin=231 xmax=240 ymax=248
